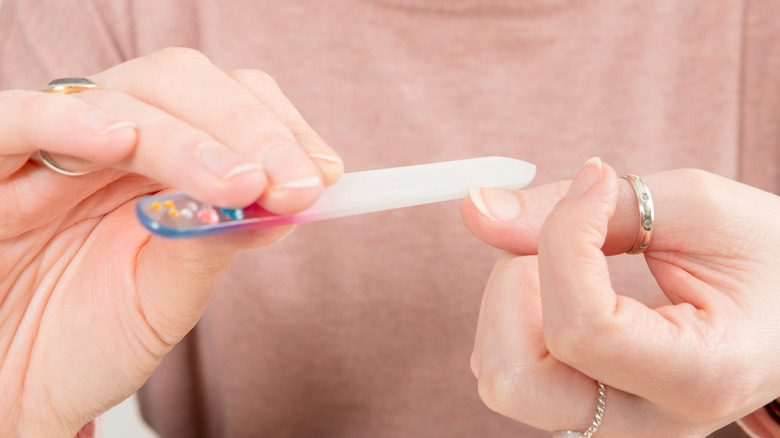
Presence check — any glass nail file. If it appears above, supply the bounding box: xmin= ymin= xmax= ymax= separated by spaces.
xmin=136 ymin=156 xmax=536 ymax=238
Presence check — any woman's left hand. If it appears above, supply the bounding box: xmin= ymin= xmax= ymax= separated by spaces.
xmin=461 ymin=158 xmax=780 ymax=437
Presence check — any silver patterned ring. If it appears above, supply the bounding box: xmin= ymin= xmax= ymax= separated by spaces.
xmin=37 ymin=78 xmax=100 ymax=176
xmin=552 ymin=382 xmax=607 ymax=438
xmin=37 ymin=150 xmax=88 ymax=176
xmin=621 ymin=174 xmax=654 ymax=254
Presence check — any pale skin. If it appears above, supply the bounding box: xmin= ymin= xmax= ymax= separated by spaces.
xmin=462 ymin=158 xmax=780 ymax=437
xmin=0 ymin=48 xmax=343 ymax=437
xmin=1 ymin=46 xmax=777 ymax=437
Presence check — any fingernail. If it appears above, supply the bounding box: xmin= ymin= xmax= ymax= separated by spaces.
xmin=84 ymin=110 xmax=136 ymax=135
xmin=263 ymin=145 xmax=322 ymax=190
xmin=308 ymin=153 xmax=343 ymax=165
xmin=469 ymin=187 xmax=522 ymax=222
xmin=295 ymin=134 xmax=341 ymax=165
xmin=223 ymin=163 xmax=265 ymax=179
xmin=567 ymin=157 xmax=602 ymax=197
xmin=199 ymin=142 xmax=264 ymax=180
xmin=273 ymin=175 xmax=322 ymax=189
xmin=308 ymin=152 xmax=344 ymax=186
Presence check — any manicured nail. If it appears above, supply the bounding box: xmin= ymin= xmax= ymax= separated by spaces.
xmin=273 ymin=175 xmax=322 ymax=189
xmin=469 ymin=187 xmax=522 ymax=222
xmin=84 ymin=111 xmax=136 ymax=135
xmin=307 ymin=151 xmax=344 ymax=186
xmin=567 ymin=157 xmax=602 ymax=197
xmin=263 ymin=145 xmax=322 ymax=190
xmin=222 ymin=163 xmax=265 ymax=179
xmin=198 ymin=142 xmax=263 ymax=180
xmin=308 ymin=152 xmax=343 ymax=165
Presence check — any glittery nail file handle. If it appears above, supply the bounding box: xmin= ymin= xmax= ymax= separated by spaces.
xmin=136 ymin=156 xmax=536 ymax=238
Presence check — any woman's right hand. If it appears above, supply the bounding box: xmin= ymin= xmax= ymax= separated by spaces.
xmin=0 ymin=48 xmax=343 ymax=437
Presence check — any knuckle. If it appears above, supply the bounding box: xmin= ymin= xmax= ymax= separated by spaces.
xmin=217 ymin=103 xmax=294 ymax=145
xmin=477 ymin=366 xmax=524 ymax=415
xmin=219 ymin=102 xmax=275 ymax=129
xmin=469 ymin=352 xmax=479 ymax=377
xmin=677 ymin=167 xmax=716 ymax=184
xmin=494 ymin=257 xmax=536 ymax=290
xmin=544 ymin=324 xmax=601 ymax=366
xmin=230 ymin=69 xmax=279 ymax=89
xmin=672 ymin=169 xmax=734 ymax=219
xmin=142 ymin=47 xmax=211 ymax=71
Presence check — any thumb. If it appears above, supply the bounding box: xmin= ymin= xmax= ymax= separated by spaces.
xmin=134 ymin=224 xmax=293 ymax=347
xmin=538 ymin=157 xmax=622 ymax=330
xmin=536 ymin=158 xmax=691 ymax=404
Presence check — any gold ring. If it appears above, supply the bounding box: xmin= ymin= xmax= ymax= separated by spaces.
xmin=37 ymin=78 xmax=101 ymax=176
xmin=621 ymin=174 xmax=654 ymax=254
xmin=39 ymin=77 xmax=100 ymax=94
